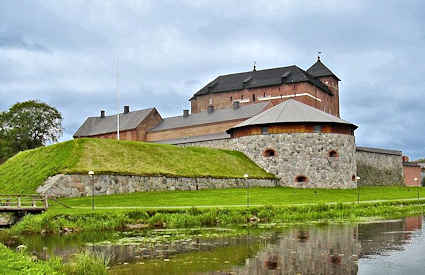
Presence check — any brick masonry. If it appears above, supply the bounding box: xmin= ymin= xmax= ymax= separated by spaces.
xmin=403 ymin=165 xmax=422 ymax=186
xmin=37 ymin=174 xmax=278 ymax=198
xmin=190 ymin=81 xmax=340 ymax=117
xmin=355 ymin=150 xmax=403 ymax=186
xmin=180 ymin=133 xmax=357 ymax=189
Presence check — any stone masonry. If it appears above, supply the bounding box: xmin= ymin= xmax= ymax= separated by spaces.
xmin=37 ymin=174 xmax=278 ymax=198
xmin=356 ymin=148 xmax=403 ymax=186
xmin=180 ymin=133 xmax=357 ymax=189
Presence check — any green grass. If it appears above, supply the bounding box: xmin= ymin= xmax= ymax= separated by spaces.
xmin=56 ymin=186 xmax=425 ymax=208
xmin=0 ymin=138 xmax=273 ymax=194
xmin=8 ymin=199 xmax=425 ymax=235
xmin=0 ymin=243 xmax=108 ymax=275
xmin=0 ymin=243 xmax=61 ymax=274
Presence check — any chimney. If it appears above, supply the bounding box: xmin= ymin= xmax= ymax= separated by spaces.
xmin=233 ymin=101 xmax=240 ymax=110
xmin=100 ymin=110 xmax=105 ymax=118
xmin=183 ymin=109 xmax=189 ymax=118
xmin=207 ymin=105 xmax=214 ymax=114
xmin=124 ymin=105 xmax=130 ymax=114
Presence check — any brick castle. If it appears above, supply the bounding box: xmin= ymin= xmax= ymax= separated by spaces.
xmin=74 ymin=58 xmax=419 ymax=188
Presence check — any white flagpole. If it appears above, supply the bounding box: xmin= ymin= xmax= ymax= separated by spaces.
xmin=116 ymin=57 xmax=120 ymax=140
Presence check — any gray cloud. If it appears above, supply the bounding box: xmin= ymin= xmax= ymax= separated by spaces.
xmin=1 ymin=0 xmax=424 ymax=159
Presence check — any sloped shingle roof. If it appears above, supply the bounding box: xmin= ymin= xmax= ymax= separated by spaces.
xmin=153 ymin=132 xmax=231 ymax=145
xmin=74 ymin=108 xmax=155 ymax=137
xmin=227 ymin=99 xmax=356 ymax=132
xmin=307 ymin=59 xmax=340 ymax=81
xmin=192 ymin=65 xmax=333 ymax=99
xmin=150 ymin=102 xmax=269 ymax=132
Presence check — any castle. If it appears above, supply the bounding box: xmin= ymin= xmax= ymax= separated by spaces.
xmin=74 ymin=58 xmax=417 ymax=188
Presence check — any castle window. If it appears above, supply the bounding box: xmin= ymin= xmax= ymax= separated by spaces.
xmin=230 ymin=96 xmax=232 ymax=102
xmin=328 ymin=150 xmax=338 ymax=158
xmin=263 ymin=92 xmax=266 ymax=97
xmin=295 ymin=175 xmax=308 ymax=183
xmin=263 ymin=148 xmax=276 ymax=157
xmin=261 ymin=126 xmax=269 ymax=134
xmin=252 ymin=94 xmax=256 ymax=102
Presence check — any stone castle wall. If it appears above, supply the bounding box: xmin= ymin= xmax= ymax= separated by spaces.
xmin=355 ymin=148 xmax=403 ymax=186
xmin=37 ymin=174 xmax=278 ymax=198
xmin=180 ymin=133 xmax=357 ymax=189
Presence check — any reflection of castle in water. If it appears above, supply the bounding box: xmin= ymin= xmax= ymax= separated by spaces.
xmin=223 ymin=216 xmax=423 ymax=275
xmin=46 ymin=216 xmax=422 ymax=274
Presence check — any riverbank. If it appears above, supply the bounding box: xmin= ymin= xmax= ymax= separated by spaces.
xmin=8 ymin=198 xmax=425 ymax=235
xmin=0 ymin=243 xmax=108 ymax=275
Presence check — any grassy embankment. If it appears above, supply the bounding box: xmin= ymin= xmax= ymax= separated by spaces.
xmin=0 ymin=243 xmax=107 ymax=275
xmin=0 ymin=138 xmax=274 ymax=194
xmin=10 ymin=198 xmax=425 ymax=235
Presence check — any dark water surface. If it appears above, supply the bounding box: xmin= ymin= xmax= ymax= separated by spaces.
xmin=4 ymin=216 xmax=425 ymax=274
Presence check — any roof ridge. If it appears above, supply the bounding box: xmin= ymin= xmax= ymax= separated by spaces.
xmin=216 ymin=65 xmax=298 ymax=78
xmin=86 ymin=107 xmax=154 ymax=119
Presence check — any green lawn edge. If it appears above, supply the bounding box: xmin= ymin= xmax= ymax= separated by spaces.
xmin=0 ymin=138 xmax=274 ymax=194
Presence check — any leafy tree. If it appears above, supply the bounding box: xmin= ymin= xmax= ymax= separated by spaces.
xmin=0 ymin=100 xmax=63 ymax=162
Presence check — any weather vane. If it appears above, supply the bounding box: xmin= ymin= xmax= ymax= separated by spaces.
xmin=317 ymin=51 xmax=322 ymax=61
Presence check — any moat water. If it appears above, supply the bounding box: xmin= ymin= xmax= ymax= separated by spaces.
xmin=3 ymin=216 xmax=425 ymax=274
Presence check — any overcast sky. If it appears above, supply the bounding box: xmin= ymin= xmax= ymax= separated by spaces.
xmin=1 ymin=0 xmax=424 ymax=159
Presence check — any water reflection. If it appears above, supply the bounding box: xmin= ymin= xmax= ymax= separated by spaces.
xmin=110 ymin=216 xmax=424 ymax=275
xmin=4 ymin=216 xmax=424 ymax=274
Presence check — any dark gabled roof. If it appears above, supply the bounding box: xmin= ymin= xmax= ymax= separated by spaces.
xmin=307 ymin=58 xmax=340 ymax=81
xmin=153 ymin=132 xmax=231 ymax=145
xmin=73 ymin=108 xmax=155 ymax=137
xmin=356 ymin=146 xmax=402 ymax=156
xmin=227 ymin=99 xmax=356 ymax=132
xmin=191 ymin=65 xmax=333 ymax=99
xmin=149 ymin=102 xmax=269 ymax=132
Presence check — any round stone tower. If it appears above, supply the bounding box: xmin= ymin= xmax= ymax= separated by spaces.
xmin=226 ymin=99 xmax=358 ymax=189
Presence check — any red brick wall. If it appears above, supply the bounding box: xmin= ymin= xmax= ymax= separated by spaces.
xmin=135 ymin=109 xmax=163 ymax=141
xmin=404 ymin=165 xmax=422 ymax=186
xmin=190 ymin=81 xmax=340 ymax=117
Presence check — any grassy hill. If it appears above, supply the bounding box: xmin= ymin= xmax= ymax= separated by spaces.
xmin=0 ymin=138 xmax=274 ymax=194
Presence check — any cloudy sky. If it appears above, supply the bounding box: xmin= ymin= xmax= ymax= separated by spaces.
xmin=1 ymin=0 xmax=424 ymax=159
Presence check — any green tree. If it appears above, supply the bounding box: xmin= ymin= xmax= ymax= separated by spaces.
xmin=0 ymin=100 xmax=63 ymax=162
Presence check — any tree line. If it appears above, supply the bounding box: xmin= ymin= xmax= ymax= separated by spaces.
xmin=0 ymin=100 xmax=63 ymax=163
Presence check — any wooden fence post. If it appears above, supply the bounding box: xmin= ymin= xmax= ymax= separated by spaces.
xmin=43 ymin=197 xmax=49 ymax=209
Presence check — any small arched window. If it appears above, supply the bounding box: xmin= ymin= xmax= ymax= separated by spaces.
xmin=328 ymin=150 xmax=338 ymax=158
xmin=295 ymin=175 xmax=308 ymax=183
xmin=252 ymin=94 xmax=256 ymax=102
xmin=263 ymin=149 xmax=276 ymax=157
xmin=230 ymin=96 xmax=232 ymax=102
xmin=352 ymin=175 xmax=356 ymax=181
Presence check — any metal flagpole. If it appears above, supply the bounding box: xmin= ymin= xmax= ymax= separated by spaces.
xmin=116 ymin=57 xmax=120 ymax=140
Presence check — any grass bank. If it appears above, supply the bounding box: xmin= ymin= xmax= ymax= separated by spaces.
xmin=0 ymin=138 xmax=273 ymax=194
xmin=0 ymin=243 xmax=107 ymax=275
xmin=9 ymin=199 xmax=425 ymax=235
xmin=56 ymin=186 xmax=425 ymax=208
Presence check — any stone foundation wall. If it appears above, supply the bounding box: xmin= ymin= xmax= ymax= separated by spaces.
xmin=355 ymin=148 xmax=403 ymax=186
xmin=37 ymin=174 xmax=278 ymax=198
xmin=180 ymin=133 xmax=357 ymax=189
